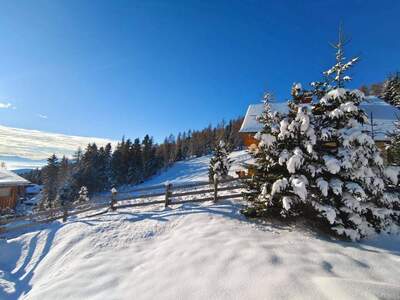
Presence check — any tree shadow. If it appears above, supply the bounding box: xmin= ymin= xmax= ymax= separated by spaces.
xmin=292 ymin=220 xmax=400 ymax=256
xmin=1 ymin=198 xmax=399 ymax=299
xmin=106 ymin=200 xmax=293 ymax=235
xmin=112 ymin=199 xmax=400 ymax=256
xmin=1 ymin=222 xmax=63 ymax=299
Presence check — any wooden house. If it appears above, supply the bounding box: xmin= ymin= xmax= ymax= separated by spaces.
xmin=0 ymin=169 xmax=30 ymax=210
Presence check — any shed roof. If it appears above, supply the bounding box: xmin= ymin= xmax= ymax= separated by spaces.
xmin=239 ymin=97 xmax=399 ymax=141
xmin=0 ymin=169 xmax=30 ymax=187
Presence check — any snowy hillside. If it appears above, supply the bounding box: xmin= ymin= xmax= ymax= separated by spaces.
xmin=135 ymin=150 xmax=249 ymax=186
xmin=1 ymin=151 xmax=400 ymax=300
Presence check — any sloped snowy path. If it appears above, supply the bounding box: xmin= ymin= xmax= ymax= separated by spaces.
xmin=1 ymin=151 xmax=400 ymax=299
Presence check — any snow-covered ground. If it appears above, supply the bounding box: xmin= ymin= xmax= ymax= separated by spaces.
xmin=1 ymin=151 xmax=400 ymax=300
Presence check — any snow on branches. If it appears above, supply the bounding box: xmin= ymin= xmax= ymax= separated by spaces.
xmin=208 ymin=140 xmax=232 ymax=182
xmin=243 ymin=33 xmax=400 ymax=240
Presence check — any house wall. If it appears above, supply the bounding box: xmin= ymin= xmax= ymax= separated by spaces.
xmin=241 ymin=133 xmax=258 ymax=147
xmin=0 ymin=186 xmax=18 ymax=210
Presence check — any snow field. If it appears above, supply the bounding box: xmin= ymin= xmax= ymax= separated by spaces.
xmin=1 ymin=150 xmax=400 ymax=300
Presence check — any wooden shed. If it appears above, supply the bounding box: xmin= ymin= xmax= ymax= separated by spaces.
xmin=0 ymin=169 xmax=30 ymax=210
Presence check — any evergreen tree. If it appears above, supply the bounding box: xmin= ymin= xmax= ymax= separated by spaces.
xmin=56 ymin=177 xmax=79 ymax=207
xmin=381 ymin=72 xmax=400 ymax=108
xmin=129 ymin=138 xmax=144 ymax=183
xmin=369 ymin=82 xmax=384 ymax=96
xmin=110 ymin=142 xmax=125 ymax=185
xmin=96 ymin=144 xmax=112 ymax=189
xmin=73 ymin=147 xmax=83 ymax=163
xmin=208 ymin=140 xmax=232 ymax=182
xmin=175 ymin=133 xmax=184 ymax=161
xmin=243 ymin=89 xmax=318 ymax=219
xmin=41 ymin=154 xmax=59 ymax=209
xmin=74 ymin=186 xmax=89 ymax=204
xmin=74 ymin=143 xmax=106 ymax=193
xmin=142 ymin=135 xmax=157 ymax=178
xmin=57 ymin=156 xmax=70 ymax=188
xmin=243 ymin=29 xmax=400 ymax=240
xmin=311 ymin=30 xmax=399 ymax=240
xmin=387 ymin=117 xmax=400 ymax=165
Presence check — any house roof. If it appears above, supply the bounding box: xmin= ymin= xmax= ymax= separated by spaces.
xmin=240 ymin=97 xmax=399 ymax=141
xmin=239 ymin=102 xmax=288 ymax=133
xmin=26 ymin=184 xmax=42 ymax=194
xmin=0 ymin=169 xmax=30 ymax=187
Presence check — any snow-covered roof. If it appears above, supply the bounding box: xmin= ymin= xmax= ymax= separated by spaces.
xmin=240 ymin=97 xmax=399 ymax=141
xmin=0 ymin=169 xmax=30 ymax=187
xmin=239 ymin=102 xmax=288 ymax=133
xmin=361 ymin=96 xmax=399 ymax=141
xmin=26 ymin=184 xmax=42 ymax=194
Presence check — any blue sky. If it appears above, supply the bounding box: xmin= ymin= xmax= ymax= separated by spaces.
xmin=0 ymin=0 xmax=399 ymax=142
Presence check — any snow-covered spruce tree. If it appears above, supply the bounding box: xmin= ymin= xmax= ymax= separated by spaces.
xmin=208 ymin=140 xmax=232 ymax=182
xmin=311 ymin=31 xmax=400 ymax=240
xmin=387 ymin=117 xmax=400 ymax=165
xmin=381 ymin=72 xmax=400 ymax=108
xmin=244 ymin=30 xmax=399 ymax=240
xmin=74 ymin=186 xmax=89 ymax=204
xmin=243 ymin=89 xmax=319 ymax=219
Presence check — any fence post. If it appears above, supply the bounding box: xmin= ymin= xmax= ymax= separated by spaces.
xmin=110 ymin=187 xmax=118 ymax=211
xmin=62 ymin=201 xmax=68 ymax=222
xmin=165 ymin=183 xmax=172 ymax=208
xmin=213 ymin=176 xmax=219 ymax=203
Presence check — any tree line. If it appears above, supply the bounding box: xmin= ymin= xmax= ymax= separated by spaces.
xmin=359 ymin=72 xmax=400 ymax=108
xmin=22 ymin=117 xmax=244 ymax=209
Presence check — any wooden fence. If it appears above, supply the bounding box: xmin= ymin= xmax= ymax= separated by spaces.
xmin=0 ymin=177 xmax=248 ymax=233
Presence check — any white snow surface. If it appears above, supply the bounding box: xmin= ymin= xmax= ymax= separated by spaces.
xmin=1 ymin=150 xmax=400 ymax=300
xmin=0 ymin=169 xmax=30 ymax=187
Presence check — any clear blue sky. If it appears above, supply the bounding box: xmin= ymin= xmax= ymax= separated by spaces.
xmin=0 ymin=0 xmax=399 ymax=142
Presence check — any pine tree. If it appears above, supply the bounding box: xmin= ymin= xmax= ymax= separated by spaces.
xmin=73 ymin=143 xmax=108 ymax=193
xmin=56 ymin=177 xmax=79 ymax=207
xmin=57 ymin=156 xmax=70 ymax=188
xmin=142 ymin=135 xmax=157 ymax=178
xmin=74 ymin=186 xmax=89 ymax=204
xmin=129 ymin=138 xmax=144 ymax=183
xmin=208 ymin=140 xmax=232 ymax=182
xmin=243 ymin=29 xmax=400 ymax=240
xmin=41 ymin=154 xmax=59 ymax=209
xmin=98 ymin=144 xmax=112 ymax=189
xmin=387 ymin=117 xmax=400 ymax=165
xmin=73 ymin=147 xmax=83 ymax=163
xmin=110 ymin=142 xmax=125 ymax=185
xmin=243 ymin=89 xmax=318 ymax=218
xmin=381 ymin=72 xmax=400 ymax=108
xmin=311 ymin=29 xmax=400 ymax=240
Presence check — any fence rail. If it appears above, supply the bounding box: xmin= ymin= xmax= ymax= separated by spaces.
xmin=1 ymin=177 xmax=249 ymax=233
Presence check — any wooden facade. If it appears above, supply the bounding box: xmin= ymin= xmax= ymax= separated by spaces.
xmin=241 ymin=133 xmax=259 ymax=148
xmin=0 ymin=169 xmax=29 ymax=210
xmin=0 ymin=186 xmax=18 ymax=209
